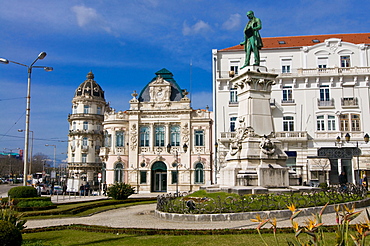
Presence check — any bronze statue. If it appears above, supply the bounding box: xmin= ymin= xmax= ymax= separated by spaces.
xmin=240 ymin=11 xmax=263 ymax=68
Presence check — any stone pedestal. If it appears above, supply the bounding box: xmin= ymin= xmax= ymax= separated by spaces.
xmin=219 ymin=66 xmax=290 ymax=189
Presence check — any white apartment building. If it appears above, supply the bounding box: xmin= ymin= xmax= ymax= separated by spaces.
xmin=212 ymin=33 xmax=370 ymax=186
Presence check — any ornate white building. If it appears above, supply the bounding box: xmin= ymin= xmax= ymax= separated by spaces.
xmin=67 ymin=71 xmax=108 ymax=188
xmin=213 ymin=33 xmax=370 ymax=186
xmin=99 ymin=68 xmax=213 ymax=193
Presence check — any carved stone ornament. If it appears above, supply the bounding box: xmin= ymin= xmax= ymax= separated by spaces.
xmin=229 ymin=117 xmax=249 ymax=156
xmin=130 ymin=124 xmax=138 ymax=150
xmin=259 ymin=135 xmax=276 ymax=155
xmin=182 ymin=123 xmax=190 ymax=145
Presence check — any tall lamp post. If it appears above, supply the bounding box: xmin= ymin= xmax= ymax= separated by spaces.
xmin=45 ymin=144 xmax=57 ymax=183
xmin=336 ymin=133 xmax=369 ymax=185
xmin=0 ymin=52 xmax=53 ymax=186
xmin=18 ymin=129 xmax=33 ymax=174
xmin=166 ymin=143 xmax=188 ymax=195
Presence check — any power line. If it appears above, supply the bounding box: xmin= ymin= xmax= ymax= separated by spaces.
xmin=0 ymin=134 xmax=66 ymax=142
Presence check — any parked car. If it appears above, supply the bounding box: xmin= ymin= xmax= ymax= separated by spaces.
xmin=36 ymin=184 xmax=51 ymax=195
xmin=53 ymin=185 xmax=63 ymax=195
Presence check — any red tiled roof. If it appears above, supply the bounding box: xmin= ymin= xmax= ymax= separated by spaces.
xmin=220 ymin=33 xmax=370 ymax=51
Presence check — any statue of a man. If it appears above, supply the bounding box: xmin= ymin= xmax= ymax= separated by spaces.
xmin=240 ymin=11 xmax=263 ymax=68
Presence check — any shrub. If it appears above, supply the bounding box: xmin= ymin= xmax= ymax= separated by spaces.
xmin=8 ymin=186 xmax=38 ymax=198
xmin=0 ymin=209 xmax=27 ymax=230
xmin=0 ymin=220 xmax=22 ymax=246
xmin=16 ymin=200 xmax=54 ymax=208
xmin=107 ymin=183 xmax=135 ymax=200
xmin=319 ymin=182 xmax=328 ymax=189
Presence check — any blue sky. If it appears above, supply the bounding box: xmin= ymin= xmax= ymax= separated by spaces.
xmin=0 ymin=0 xmax=369 ymax=166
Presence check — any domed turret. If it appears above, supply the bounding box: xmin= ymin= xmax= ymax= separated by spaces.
xmin=74 ymin=71 xmax=105 ymax=100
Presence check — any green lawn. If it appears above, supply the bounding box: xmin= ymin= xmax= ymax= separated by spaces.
xmin=22 ymin=230 xmax=338 ymax=246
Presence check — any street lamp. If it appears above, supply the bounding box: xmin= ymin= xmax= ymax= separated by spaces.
xmin=45 ymin=144 xmax=56 ymax=183
xmin=336 ymin=133 xmax=369 ymax=185
xmin=18 ymin=129 xmax=33 ymax=174
xmin=166 ymin=143 xmax=188 ymax=195
xmin=0 ymin=52 xmax=53 ymax=186
xmin=214 ymin=142 xmax=219 ymax=184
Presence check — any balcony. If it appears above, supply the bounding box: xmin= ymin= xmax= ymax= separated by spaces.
xmin=341 ymin=97 xmax=358 ymax=108
xmin=275 ymin=131 xmax=308 ymax=141
xmin=216 ymin=67 xmax=370 ymax=79
xmin=281 ymin=99 xmax=295 ymax=104
xmin=81 ymin=145 xmax=89 ymax=152
xmin=318 ymin=98 xmax=335 ymax=108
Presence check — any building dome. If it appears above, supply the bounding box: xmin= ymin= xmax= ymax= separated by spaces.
xmin=74 ymin=71 xmax=105 ymax=100
xmin=138 ymin=68 xmax=184 ymax=102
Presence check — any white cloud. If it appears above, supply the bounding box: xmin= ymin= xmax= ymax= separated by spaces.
xmin=182 ymin=20 xmax=212 ymax=36
xmin=222 ymin=13 xmax=242 ymax=30
xmin=71 ymin=5 xmax=113 ymax=34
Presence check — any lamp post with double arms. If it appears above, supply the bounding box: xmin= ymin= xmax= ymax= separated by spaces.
xmin=167 ymin=143 xmax=188 ymax=195
xmin=0 ymin=52 xmax=53 ymax=186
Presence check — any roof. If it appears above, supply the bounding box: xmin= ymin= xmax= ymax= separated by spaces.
xmin=138 ymin=68 xmax=184 ymax=102
xmin=74 ymin=71 xmax=105 ymax=101
xmin=220 ymin=33 xmax=370 ymax=51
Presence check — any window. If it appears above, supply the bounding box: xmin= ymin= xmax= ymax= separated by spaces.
xmin=71 ymin=153 xmax=75 ymax=162
xmin=82 ymin=137 xmax=88 ymax=146
xmin=340 ymin=114 xmax=349 ymax=132
xmin=320 ymin=85 xmax=330 ymax=101
xmin=317 ymin=57 xmax=328 ymax=69
xmin=328 ymin=115 xmax=336 ymax=131
xmin=72 ymin=122 xmax=76 ymax=131
xmin=71 ymin=137 xmax=76 ymax=147
xmin=230 ymin=61 xmax=239 ymax=76
xmin=170 ymin=125 xmax=180 ymax=146
xmin=97 ymin=107 xmax=101 ymax=115
xmin=72 ymin=105 xmax=77 ymax=114
xmin=114 ymin=163 xmax=124 ymax=183
xmin=282 ymin=86 xmax=293 ymax=103
xmin=195 ymin=130 xmax=204 ymax=146
xmin=155 ymin=126 xmax=165 ymax=147
xmin=281 ymin=59 xmax=292 ymax=73
xmin=194 ymin=163 xmax=204 ymax=184
xmin=171 ymin=170 xmax=178 ymax=184
xmin=352 ymin=114 xmax=360 ymax=131
xmin=317 ymin=116 xmax=325 ymax=131
xmin=116 ymin=131 xmax=124 ymax=147
xmin=140 ymin=126 xmax=150 ymax=147
xmin=83 ymin=121 xmax=88 ymax=130
xmin=285 ymin=151 xmax=297 ymax=170
xmin=340 ymin=56 xmax=350 ymax=67
xmin=104 ymin=131 xmax=111 ymax=147
xmin=140 ymin=171 xmax=147 ymax=184
xmin=339 ymin=114 xmax=360 ymax=132
xmin=229 ymin=88 xmax=238 ymax=104
xmin=283 ymin=116 xmax=294 ymax=131
xmin=84 ymin=105 xmax=89 ymax=114
xmin=230 ymin=117 xmax=237 ymax=132
xmin=82 ymin=153 xmax=87 ymax=163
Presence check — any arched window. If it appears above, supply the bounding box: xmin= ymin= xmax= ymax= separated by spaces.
xmin=83 ymin=121 xmax=88 ymax=130
xmin=170 ymin=125 xmax=180 ymax=146
xmin=155 ymin=126 xmax=165 ymax=146
xmin=140 ymin=126 xmax=150 ymax=147
xmin=194 ymin=163 xmax=204 ymax=184
xmin=114 ymin=163 xmax=124 ymax=183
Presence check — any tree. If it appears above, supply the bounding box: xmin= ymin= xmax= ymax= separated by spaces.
xmin=32 ymin=153 xmax=49 ymax=173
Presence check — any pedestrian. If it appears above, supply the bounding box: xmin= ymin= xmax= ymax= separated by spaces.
xmin=338 ymin=171 xmax=347 ymax=191
xmin=62 ymin=184 xmax=67 ymax=195
xmin=362 ymin=174 xmax=368 ymax=190
xmin=50 ymin=182 xmax=55 ymax=195
xmin=79 ymin=184 xmax=84 ymax=196
xmin=102 ymin=182 xmax=107 ymax=196
xmin=298 ymin=175 xmax=302 ymax=186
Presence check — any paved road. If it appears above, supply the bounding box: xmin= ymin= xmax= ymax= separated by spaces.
xmin=24 ymin=201 xmax=370 ymax=230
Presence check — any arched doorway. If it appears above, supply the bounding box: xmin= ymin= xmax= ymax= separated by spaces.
xmin=151 ymin=161 xmax=167 ymax=192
